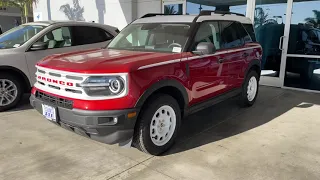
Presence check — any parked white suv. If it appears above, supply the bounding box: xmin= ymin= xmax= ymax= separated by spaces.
xmin=0 ymin=21 xmax=118 ymax=111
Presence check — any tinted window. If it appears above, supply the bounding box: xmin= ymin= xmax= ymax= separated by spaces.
xmin=220 ymin=21 xmax=243 ymax=49
xmin=242 ymin=24 xmax=256 ymax=42
xmin=72 ymin=26 xmax=113 ymax=46
xmin=193 ymin=21 xmax=220 ymax=51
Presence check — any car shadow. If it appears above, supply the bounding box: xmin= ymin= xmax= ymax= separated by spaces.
xmin=7 ymin=94 xmax=32 ymax=112
xmin=163 ymin=87 xmax=320 ymax=156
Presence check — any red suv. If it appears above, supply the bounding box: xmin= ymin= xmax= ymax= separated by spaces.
xmin=30 ymin=11 xmax=262 ymax=155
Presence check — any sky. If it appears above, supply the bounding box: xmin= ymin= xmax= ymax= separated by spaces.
xmin=177 ymin=1 xmax=320 ymax=25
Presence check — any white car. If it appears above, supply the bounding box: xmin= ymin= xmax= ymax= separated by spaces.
xmin=0 ymin=21 xmax=118 ymax=111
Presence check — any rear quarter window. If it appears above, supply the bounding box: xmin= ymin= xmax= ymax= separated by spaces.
xmin=242 ymin=24 xmax=257 ymax=42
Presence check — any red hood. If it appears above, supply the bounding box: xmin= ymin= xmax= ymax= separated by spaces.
xmin=37 ymin=49 xmax=182 ymax=73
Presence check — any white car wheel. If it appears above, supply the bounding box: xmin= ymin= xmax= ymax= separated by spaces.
xmin=150 ymin=105 xmax=176 ymax=146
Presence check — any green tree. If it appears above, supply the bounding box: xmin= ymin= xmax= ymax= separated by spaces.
xmin=0 ymin=0 xmax=38 ymax=23
xmin=164 ymin=5 xmax=177 ymax=15
xmin=305 ymin=10 xmax=320 ymax=28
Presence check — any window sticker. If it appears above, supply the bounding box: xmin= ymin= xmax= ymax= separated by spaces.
xmin=172 ymin=47 xmax=182 ymax=53
xmin=13 ymin=44 xmax=20 ymax=48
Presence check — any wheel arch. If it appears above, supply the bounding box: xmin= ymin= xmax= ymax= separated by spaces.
xmin=135 ymin=79 xmax=189 ymax=116
xmin=245 ymin=59 xmax=261 ymax=80
xmin=0 ymin=66 xmax=31 ymax=93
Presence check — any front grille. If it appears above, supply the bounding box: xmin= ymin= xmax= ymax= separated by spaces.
xmin=36 ymin=91 xmax=73 ymax=109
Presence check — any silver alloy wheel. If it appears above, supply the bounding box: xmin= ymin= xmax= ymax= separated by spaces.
xmin=150 ymin=105 xmax=176 ymax=146
xmin=247 ymin=76 xmax=258 ymax=102
xmin=0 ymin=79 xmax=18 ymax=107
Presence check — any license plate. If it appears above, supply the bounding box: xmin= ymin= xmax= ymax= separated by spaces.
xmin=42 ymin=104 xmax=57 ymax=122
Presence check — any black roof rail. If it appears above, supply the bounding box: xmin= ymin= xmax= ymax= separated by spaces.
xmin=140 ymin=13 xmax=180 ymax=18
xmin=199 ymin=10 xmax=245 ymax=17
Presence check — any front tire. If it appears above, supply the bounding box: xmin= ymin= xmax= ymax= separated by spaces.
xmin=239 ymin=71 xmax=259 ymax=107
xmin=133 ymin=94 xmax=181 ymax=155
xmin=0 ymin=74 xmax=23 ymax=112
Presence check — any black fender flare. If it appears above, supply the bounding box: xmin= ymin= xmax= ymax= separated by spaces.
xmin=244 ymin=59 xmax=261 ymax=80
xmin=134 ymin=79 xmax=189 ymax=110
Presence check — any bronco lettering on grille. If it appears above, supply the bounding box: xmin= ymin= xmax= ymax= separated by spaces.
xmin=37 ymin=76 xmax=74 ymax=87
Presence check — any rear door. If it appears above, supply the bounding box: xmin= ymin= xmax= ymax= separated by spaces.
xmin=219 ymin=21 xmax=248 ymax=88
xmin=186 ymin=21 xmax=230 ymax=105
xmin=25 ymin=25 xmax=114 ymax=85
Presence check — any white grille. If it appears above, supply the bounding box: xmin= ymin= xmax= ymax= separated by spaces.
xmin=34 ymin=66 xmax=128 ymax=100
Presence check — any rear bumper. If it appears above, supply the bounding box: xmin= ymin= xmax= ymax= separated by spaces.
xmin=30 ymin=94 xmax=139 ymax=145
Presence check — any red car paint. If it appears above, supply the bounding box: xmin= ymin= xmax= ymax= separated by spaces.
xmin=32 ymin=43 xmax=262 ymax=111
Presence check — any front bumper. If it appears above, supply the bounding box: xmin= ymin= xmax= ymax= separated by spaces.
xmin=30 ymin=94 xmax=139 ymax=145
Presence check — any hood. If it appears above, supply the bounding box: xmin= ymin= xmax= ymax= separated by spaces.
xmin=37 ymin=49 xmax=182 ymax=73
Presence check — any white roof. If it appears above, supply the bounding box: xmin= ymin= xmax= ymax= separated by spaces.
xmin=134 ymin=14 xmax=252 ymax=24
xmin=197 ymin=14 xmax=252 ymax=24
xmin=133 ymin=15 xmax=197 ymax=24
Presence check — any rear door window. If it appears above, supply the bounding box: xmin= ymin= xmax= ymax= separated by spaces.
xmin=220 ymin=21 xmax=244 ymax=49
xmin=71 ymin=26 xmax=114 ymax=46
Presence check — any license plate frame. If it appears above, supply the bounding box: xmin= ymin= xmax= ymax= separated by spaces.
xmin=42 ymin=104 xmax=57 ymax=122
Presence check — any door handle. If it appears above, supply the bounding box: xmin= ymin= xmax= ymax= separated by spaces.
xmin=242 ymin=52 xmax=249 ymax=58
xmin=218 ymin=58 xmax=225 ymax=63
xmin=279 ymin=36 xmax=285 ymax=50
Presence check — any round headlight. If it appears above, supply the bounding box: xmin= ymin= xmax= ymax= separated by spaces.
xmin=109 ymin=78 xmax=122 ymax=93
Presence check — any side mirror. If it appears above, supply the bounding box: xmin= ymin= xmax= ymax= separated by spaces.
xmin=193 ymin=42 xmax=216 ymax=55
xmin=30 ymin=42 xmax=48 ymax=51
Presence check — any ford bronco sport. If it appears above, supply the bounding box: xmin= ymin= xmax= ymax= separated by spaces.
xmin=30 ymin=11 xmax=262 ymax=155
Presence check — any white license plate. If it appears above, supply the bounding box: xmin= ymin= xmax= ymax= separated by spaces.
xmin=42 ymin=104 xmax=57 ymax=122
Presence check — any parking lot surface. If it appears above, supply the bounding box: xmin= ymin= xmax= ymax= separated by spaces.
xmin=1 ymin=86 xmax=320 ymax=180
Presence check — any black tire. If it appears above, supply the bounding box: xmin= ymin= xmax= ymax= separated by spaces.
xmin=133 ymin=94 xmax=181 ymax=155
xmin=0 ymin=73 xmax=23 ymax=112
xmin=239 ymin=70 xmax=259 ymax=107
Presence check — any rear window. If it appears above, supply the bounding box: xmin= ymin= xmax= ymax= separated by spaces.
xmin=242 ymin=24 xmax=257 ymax=42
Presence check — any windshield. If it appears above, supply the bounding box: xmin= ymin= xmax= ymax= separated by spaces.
xmin=107 ymin=23 xmax=191 ymax=53
xmin=0 ymin=25 xmax=46 ymax=49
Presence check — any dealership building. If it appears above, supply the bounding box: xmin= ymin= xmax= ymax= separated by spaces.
xmin=33 ymin=0 xmax=320 ymax=92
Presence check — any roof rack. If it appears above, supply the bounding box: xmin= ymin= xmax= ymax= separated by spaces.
xmin=140 ymin=13 xmax=180 ymax=18
xmin=199 ymin=10 xmax=245 ymax=17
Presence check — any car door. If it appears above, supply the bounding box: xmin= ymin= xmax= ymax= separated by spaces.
xmin=25 ymin=25 xmax=114 ymax=85
xmin=219 ymin=21 xmax=247 ymax=88
xmin=186 ymin=21 xmax=230 ymax=105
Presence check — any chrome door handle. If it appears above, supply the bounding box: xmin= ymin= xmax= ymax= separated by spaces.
xmin=279 ymin=36 xmax=285 ymax=50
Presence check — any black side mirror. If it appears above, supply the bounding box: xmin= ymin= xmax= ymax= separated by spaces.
xmin=30 ymin=42 xmax=48 ymax=51
xmin=193 ymin=42 xmax=216 ymax=55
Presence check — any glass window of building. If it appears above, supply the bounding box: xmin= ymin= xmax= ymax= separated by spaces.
xmin=186 ymin=0 xmax=247 ymax=15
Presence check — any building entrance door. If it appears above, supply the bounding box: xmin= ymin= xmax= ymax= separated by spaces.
xmin=252 ymin=0 xmax=292 ymax=87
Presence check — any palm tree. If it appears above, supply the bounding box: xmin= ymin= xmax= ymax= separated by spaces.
xmin=254 ymin=7 xmax=269 ymax=28
xmin=164 ymin=5 xmax=177 ymax=15
xmin=0 ymin=0 xmax=38 ymax=23
xmin=305 ymin=10 xmax=320 ymax=28
xmin=60 ymin=0 xmax=85 ymax=21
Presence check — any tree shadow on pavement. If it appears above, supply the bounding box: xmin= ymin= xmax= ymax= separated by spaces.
xmin=164 ymin=87 xmax=320 ymax=156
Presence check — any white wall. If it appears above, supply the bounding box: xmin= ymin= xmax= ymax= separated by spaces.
xmin=33 ymin=0 xmax=163 ymax=30
xmin=136 ymin=0 xmax=161 ymax=18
